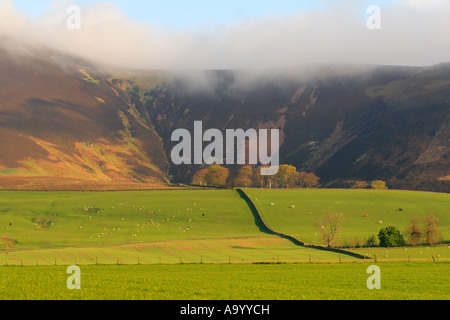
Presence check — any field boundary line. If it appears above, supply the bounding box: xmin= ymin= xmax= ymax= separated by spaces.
xmin=236 ymin=188 xmax=369 ymax=260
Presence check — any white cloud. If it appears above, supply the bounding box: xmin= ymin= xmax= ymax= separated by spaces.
xmin=1 ymin=0 xmax=450 ymax=69
xmin=403 ymin=0 xmax=450 ymax=9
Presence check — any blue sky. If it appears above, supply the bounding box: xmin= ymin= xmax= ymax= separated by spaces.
xmin=13 ymin=0 xmax=397 ymax=29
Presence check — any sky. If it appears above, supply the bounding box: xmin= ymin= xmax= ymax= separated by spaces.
xmin=12 ymin=0 xmax=394 ymax=29
xmin=2 ymin=0 xmax=450 ymax=69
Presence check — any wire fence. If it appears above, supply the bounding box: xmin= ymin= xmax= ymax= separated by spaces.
xmin=0 ymin=252 xmax=446 ymax=267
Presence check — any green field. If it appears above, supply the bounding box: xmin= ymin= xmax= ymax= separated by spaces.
xmin=0 ymin=262 xmax=448 ymax=300
xmin=0 ymin=190 xmax=353 ymax=265
xmin=0 ymin=188 xmax=449 ymax=300
xmin=246 ymin=189 xmax=450 ymax=247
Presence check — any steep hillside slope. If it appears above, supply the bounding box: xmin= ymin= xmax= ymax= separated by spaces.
xmin=129 ymin=65 xmax=450 ymax=192
xmin=0 ymin=41 xmax=169 ymax=186
xmin=1 ymin=39 xmax=448 ymax=192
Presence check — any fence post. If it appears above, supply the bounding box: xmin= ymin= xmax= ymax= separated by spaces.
xmin=309 ymin=255 xmax=312 ymax=263
xmin=339 ymin=254 xmax=341 ymax=263
xmin=200 ymin=255 xmax=203 ymax=264
xmin=374 ymin=254 xmax=377 ymax=263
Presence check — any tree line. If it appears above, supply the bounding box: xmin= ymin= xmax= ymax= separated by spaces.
xmin=191 ymin=164 xmax=321 ymax=189
xmin=318 ymin=213 xmax=443 ymax=248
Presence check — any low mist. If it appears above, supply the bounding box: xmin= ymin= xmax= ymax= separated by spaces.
xmin=1 ymin=0 xmax=450 ymax=73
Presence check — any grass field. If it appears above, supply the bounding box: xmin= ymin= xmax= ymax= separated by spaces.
xmin=0 ymin=188 xmax=448 ymax=301
xmin=0 ymin=262 xmax=448 ymax=300
xmin=0 ymin=190 xmax=355 ymax=265
xmin=0 ymin=190 xmax=265 ymax=249
xmin=246 ymin=189 xmax=450 ymax=247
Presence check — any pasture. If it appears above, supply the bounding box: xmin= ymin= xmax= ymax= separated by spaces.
xmin=246 ymin=189 xmax=449 ymax=248
xmin=0 ymin=262 xmax=448 ymax=300
xmin=0 ymin=188 xmax=448 ymax=301
xmin=0 ymin=190 xmax=354 ymax=265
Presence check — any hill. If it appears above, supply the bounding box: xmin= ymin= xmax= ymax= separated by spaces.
xmin=0 ymin=39 xmax=448 ymax=192
xmin=132 ymin=65 xmax=450 ymax=192
xmin=0 ymin=40 xmax=169 ymax=187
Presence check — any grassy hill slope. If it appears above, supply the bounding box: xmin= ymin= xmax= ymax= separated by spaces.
xmin=246 ymin=189 xmax=450 ymax=247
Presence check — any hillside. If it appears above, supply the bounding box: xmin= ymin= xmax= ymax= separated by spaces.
xmin=0 ymin=39 xmax=448 ymax=192
xmin=124 ymin=65 xmax=450 ymax=192
xmin=0 ymin=40 xmax=169 ymax=186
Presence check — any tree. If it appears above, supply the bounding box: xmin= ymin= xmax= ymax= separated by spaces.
xmin=205 ymin=165 xmax=230 ymax=187
xmin=252 ymin=166 xmax=267 ymax=188
xmin=234 ymin=166 xmax=254 ymax=187
xmin=192 ymin=168 xmax=208 ymax=186
xmin=316 ymin=213 xmax=345 ymax=247
xmin=364 ymin=234 xmax=378 ymax=247
xmin=274 ymin=165 xmax=297 ymax=188
xmin=424 ymin=214 xmax=442 ymax=247
xmin=371 ymin=180 xmax=388 ymax=190
xmin=296 ymin=172 xmax=320 ymax=188
xmin=351 ymin=181 xmax=369 ymax=189
xmin=406 ymin=217 xmax=422 ymax=247
xmin=304 ymin=172 xmax=320 ymax=188
xmin=378 ymin=226 xmax=406 ymax=247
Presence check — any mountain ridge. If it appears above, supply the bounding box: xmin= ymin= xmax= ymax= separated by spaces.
xmin=0 ymin=41 xmax=448 ymax=192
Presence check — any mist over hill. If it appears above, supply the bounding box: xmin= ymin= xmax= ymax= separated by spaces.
xmin=113 ymin=63 xmax=450 ymax=192
xmin=0 ymin=40 xmax=449 ymax=192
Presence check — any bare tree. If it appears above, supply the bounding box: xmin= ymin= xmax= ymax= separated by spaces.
xmin=424 ymin=214 xmax=442 ymax=247
xmin=316 ymin=213 xmax=345 ymax=247
xmin=406 ymin=217 xmax=422 ymax=247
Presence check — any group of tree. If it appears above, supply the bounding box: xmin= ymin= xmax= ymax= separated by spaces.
xmin=373 ymin=214 xmax=442 ymax=248
xmin=316 ymin=213 xmax=443 ymax=249
xmin=192 ymin=164 xmax=320 ymax=189
xmin=405 ymin=214 xmax=442 ymax=247
xmin=351 ymin=180 xmax=389 ymax=190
